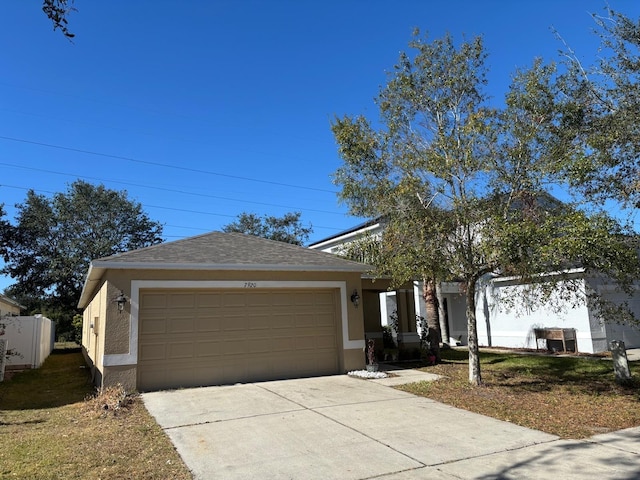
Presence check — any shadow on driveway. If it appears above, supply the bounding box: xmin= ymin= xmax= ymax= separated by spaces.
xmin=144 ymin=374 xmax=627 ymax=479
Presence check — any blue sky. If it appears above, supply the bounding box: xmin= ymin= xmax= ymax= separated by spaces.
xmin=1 ymin=0 xmax=639 ymax=292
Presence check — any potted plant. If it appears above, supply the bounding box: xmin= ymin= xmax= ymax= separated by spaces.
xmin=366 ymin=338 xmax=378 ymax=372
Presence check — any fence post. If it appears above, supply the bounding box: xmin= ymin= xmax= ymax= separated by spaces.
xmin=609 ymin=340 xmax=632 ymax=383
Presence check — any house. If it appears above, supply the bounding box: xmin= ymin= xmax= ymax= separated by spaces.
xmin=310 ymin=221 xmax=640 ymax=354
xmin=309 ymin=220 xmax=468 ymax=350
xmin=0 ymin=293 xmax=25 ymax=317
xmin=77 ymin=232 xmax=372 ymax=392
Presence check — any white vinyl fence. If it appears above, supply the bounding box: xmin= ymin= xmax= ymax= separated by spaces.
xmin=0 ymin=315 xmax=55 ymax=370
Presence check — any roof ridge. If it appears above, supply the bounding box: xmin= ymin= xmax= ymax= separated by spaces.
xmin=96 ymin=230 xmax=222 ymax=261
xmin=91 ymin=230 xmax=370 ymax=269
xmin=223 ymin=231 xmax=369 ymax=267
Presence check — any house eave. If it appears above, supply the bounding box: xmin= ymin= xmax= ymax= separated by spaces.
xmin=0 ymin=294 xmax=26 ymax=311
xmin=308 ymin=221 xmax=382 ymax=250
xmin=78 ymin=260 xmax=369 ymax=309
xmin=491 ymin=267 xmax=587 ymax=285
xmin=89 ymin=260 xmax=369 ymax=273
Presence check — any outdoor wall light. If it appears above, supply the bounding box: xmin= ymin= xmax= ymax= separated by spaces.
xmin=115 ymin=291 xmax=128 ymax=313
xmin=350 ymin=289 xmax=360 ymax=308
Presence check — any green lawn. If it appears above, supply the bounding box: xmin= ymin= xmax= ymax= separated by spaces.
xmin=0 ymin=349 xmax=192 ymax=479
xmin=398 ymin=348 xmax=640 ymax=438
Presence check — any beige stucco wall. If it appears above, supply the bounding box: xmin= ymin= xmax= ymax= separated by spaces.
xmin=102 ymin=365 xmax=137 ymax=390
xmin=101 ymin=268 xmax=363 ymax=287
xmin=82 ymin=281 xmax=107 ymax=378
xmin=103 ymin=282 xmax=131 ymax=355
xmin=343 ymin=348 xmax=365 ymax=371
xmin=363 ymin=290 xmax=382 ymax=332
xmin=83 ymin=268 xmax=367 ymax=390
xmin=0 ymin=298 xmax=22 ymax=317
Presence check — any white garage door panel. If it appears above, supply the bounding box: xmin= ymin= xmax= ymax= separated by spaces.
xmin=137 ymin=288 xmax=340 ymax=390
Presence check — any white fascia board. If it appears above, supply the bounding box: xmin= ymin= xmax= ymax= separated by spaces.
xmin=308 ymin=223 xmax=382 ymax=250
xmin=0 ymin=294 xmax=25 ymax=310
xmin=90 ymin=261 xmax=368 ymax=273
xmin=491 ymin=268 xmax=586 ymax=285
xmin=77 ymin=263 xmax=106 ymax=309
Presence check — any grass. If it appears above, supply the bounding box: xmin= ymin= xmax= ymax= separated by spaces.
xmin=0 ymin=349 xmax=192 ymax=479
xmin=397 ymin=348 xmax=640 ymax=439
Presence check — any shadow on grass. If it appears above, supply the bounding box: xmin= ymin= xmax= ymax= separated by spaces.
xmin=0 ymin=349 xmax=94 ymax=411
xmin=0 ymin=418 xmax=46 ymax=426
xmin=413 ymin=349 xmax=640 ymax=399
xmin=480 ymin=433 xmax=640 ymax=480
xmin=478 ymin=354 xmax=640 ymax=398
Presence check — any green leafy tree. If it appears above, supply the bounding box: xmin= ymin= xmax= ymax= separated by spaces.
xmin=0 ymin=180 xmax=163 ymax=340
xmin=222 ymin=212 xmax=312 ymax=246
xmin=0 ymin=205 xmax=11 ymax=270
xmin=42 ymin=0 xmax=76 ymax=38
xmin=554 ymin=8 xmax=640 ymax=210
xmin=331 ymin=32 xmax=638 ymax=385
xmin=340 ymin=211 xmax=450 ymax=361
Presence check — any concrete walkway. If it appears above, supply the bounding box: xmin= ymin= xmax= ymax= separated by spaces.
xmin=142 ymin=368 xmax=640 ymax=479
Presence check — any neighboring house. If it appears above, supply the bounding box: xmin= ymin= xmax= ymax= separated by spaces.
xmin=78 ymin=232 xmax=372 ymax=392
xmin=476 ymin=271 xmax=640 ymax=353
xmin=0 ymin=293 xmax=25 ymax=317
xmin=310 ymin=221 xmax=640 ymax=354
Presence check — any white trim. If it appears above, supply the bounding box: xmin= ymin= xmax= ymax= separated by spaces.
xmin=413 ymin=281 xmax=423 ymax=318
xmin=379 ymin=293 xmax=388 ymax=325
xmin=91 ymin=260 xmax=367 ymax=273
xmin=308 ymin=223 xmax=381 ymax=250
xmin=102 ymin=280 xmax=365 ymax=367
xmin=491 ymin=268 xmax=586 ymax=285
xmin=79 ymin=257 xmax=369 ymax=308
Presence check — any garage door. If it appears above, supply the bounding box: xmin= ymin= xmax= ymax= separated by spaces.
xmin=137 ymin=288 xmax=340 ymax=390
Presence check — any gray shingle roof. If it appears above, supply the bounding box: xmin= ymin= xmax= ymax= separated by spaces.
xmin=93 ymin=231 xmax=370 ymax=271
xmin=78 ymin=232 xmax=371 ymax=308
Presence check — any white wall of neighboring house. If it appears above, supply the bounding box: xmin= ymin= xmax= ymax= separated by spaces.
xmin=309 ymin=220 xmax=640 ymax=353
xmin=595 ymin=282 xmax=640 ymax=352
xmin=475 ymin=276 xmax=593 ymax=352
xmin=441 ymin=285 xmax=468 ymax=345
xmin=1 ymin=315 xmax=55 ymax=368
xmin=470 ymin=275 xmax=640 ymax=354
xmin=414 ymin=281 xmax=467 ymax=345
xmin=309 ymin=221 xmax=382 ymax=254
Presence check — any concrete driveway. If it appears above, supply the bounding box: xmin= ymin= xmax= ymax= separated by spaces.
xmin=142 ymin=371 xmax=640 ymax=479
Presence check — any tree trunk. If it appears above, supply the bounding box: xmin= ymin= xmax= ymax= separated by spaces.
xmin=435 ymin=281 xmax=449 ymax=345
xmin=423 ymin=278 xmax=441 ymax=362
xmin=466 ymin=277 xmax=482 ymax=385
